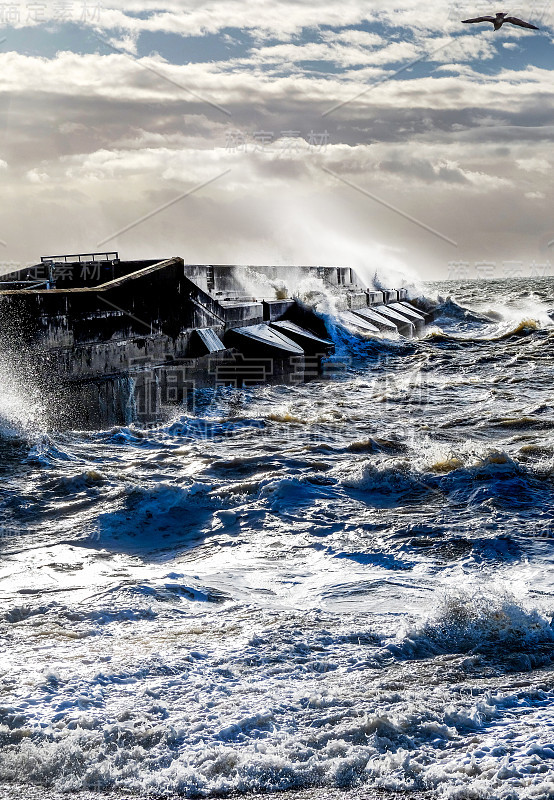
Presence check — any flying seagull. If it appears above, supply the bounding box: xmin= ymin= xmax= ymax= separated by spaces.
xmin=462 ymin=12 xmax=539 ymax=30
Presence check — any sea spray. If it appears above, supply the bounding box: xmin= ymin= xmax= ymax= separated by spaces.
xmin=0 ymin=354 xmax=46 ymax=439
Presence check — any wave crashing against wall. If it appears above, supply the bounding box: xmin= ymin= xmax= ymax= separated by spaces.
xmin=0 ymin=253 xmax=432 ymax=430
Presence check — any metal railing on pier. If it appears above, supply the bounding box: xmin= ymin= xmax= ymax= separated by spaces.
xmin=40 ymin=252 xmax=119 ymax=264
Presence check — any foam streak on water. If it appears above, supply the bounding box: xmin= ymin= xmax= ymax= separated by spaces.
xmin=1 ymin=278 xmax=554 ymax=799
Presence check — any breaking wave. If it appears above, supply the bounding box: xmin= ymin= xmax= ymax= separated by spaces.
xmin=391 ymin=587 xmax=554 ymax=667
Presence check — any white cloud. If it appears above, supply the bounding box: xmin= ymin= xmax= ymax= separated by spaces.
xmin=26 ymin=168 xmax=49 ymax=183
xmin=1 ymin=50 xmax=553 ymax=121
xmin=516 ymin=158 xmax=550 ymax=173
xmin=0 ymin=3 xmax=551 ymax=277
xmin=4 ymin=1 xmax=547 ymax=40
xmin=0 ymin=1 xmax=458 ymax=38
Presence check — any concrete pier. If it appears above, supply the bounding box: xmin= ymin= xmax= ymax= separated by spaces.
xmin=371 ymin=305 xmax=415 ymax=336
xmin=0 ymin=254 xmax=432 ymax=428
xmin=352 ymin=308 xmax=399 ymax=333
xmin=388 ymin=302 xmax=426 ymax=332
xmin=339 ymin=310 xmax=380 ymax=334
xmin=269 ymin=321 xmax=334 ymax=354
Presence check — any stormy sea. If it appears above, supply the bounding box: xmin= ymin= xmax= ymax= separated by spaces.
xmin=1 ymin=277 xmax=554 ymax=800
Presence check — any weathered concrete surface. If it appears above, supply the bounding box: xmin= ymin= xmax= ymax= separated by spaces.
xmin=1 ymin=258 xmax=162 ymax=289
xmin=389 ymin=302 xmax=426 ymax=332
xmin=269 ymin=320 xmax=334 ymax=354
xmin=366 ymin=291 xmax=385 ymax=306
xmin=339 ymin=311 xmax=380 ymax=334
xmin=0 ymin=257 xmax=226 ymax=358
xmin=352 ymin=308 xmax=398 ymax=333
xmin=400 ymin=300 xmax=435 ymax=323
xmin=372 ymin=305 xmax=415 ymax=336
xmin=218 ymin=301 xmax=264 ymax=328
xmin=170 ymin=264 xmax=363 ymax=298
xmin=61 ymin=350 xmax=234 ymax=429
xmin=188 ymin=328 xmax=227 ymax=357
xmin=383 ymin=290 xmax=399 ymax=304
xmin=347 ymin=291 xmax=370 ymax=310
xmin=390 ymin=302 xmax=425 ymax=323
xmin=225 ymin=324 xmax=305 ymax=358
xmin=263 ymin=300 xmax=296 ymax=321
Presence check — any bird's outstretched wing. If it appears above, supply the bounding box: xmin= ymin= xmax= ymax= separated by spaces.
xmin=462 ymin=16 xmax=495 ymax=23
xmin=504 ymin=17 xmax=539 ymax=30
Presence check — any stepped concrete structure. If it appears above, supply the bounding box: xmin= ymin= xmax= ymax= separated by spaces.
xmin=0 ymin=253 xmax=433 ymax=428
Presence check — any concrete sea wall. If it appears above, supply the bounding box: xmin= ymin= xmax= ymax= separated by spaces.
xmin=0 ymin=256 xmax=432 ymax=429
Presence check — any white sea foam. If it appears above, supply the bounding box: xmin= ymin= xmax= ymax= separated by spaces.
xmin=2 ymin=279 xmax=554 ymax=800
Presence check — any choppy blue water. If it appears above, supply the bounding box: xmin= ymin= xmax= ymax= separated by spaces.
xmin=1 ymin=278 xmax=554 ymax=799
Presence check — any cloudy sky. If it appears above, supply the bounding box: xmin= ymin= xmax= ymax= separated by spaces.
xmin=0 ymin=1 xmax=552 ymax=283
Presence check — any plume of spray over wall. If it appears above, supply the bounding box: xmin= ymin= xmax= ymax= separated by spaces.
xmin=227 ymin=194 xmax=429 ymax=323
xmin=229 ymin=192 xmax=428 ymax=299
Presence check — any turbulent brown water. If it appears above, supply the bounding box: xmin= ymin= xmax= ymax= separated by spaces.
xmin=1 ymin=278 xmax=554 ymax=799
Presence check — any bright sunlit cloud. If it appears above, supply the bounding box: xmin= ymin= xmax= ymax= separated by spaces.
xmin=0 ymin=1 xmax=552 ymax=277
